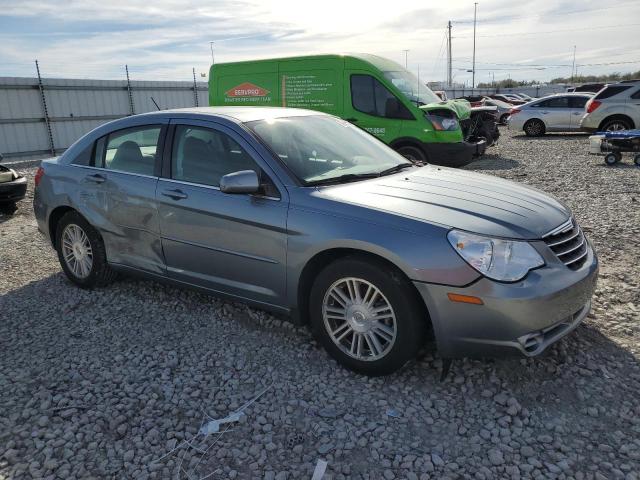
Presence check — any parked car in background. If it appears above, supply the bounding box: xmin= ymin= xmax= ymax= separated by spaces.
xmin=580 ymin=80 xmax=640 ymax=132
xmin=434 ymin=90 xmax=448 ymax=101
xmin=0 ymin=161 xmax=27 ymax=207
xmin=489 ymin=94 xmax=526 ymax=105
xmin=509 ymin=93 xmax=593 ymax=136
xmin=483 ymin=98 xmax=513 ymax=124
xmin=514 ymin=93 xmax=535 ymax=101
xmin=33 ymin=107 xmax=598 ymax=375
xmin=567 ymin=83 xmax=605 ymax=94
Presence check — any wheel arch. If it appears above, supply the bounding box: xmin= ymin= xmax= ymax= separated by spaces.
xmin=598 ymin=114 xmax=635 ymax=131
xmin=48 ymin=205 xmax=76 ymax=249
xmin=295 ymin=247 xmax=432 ymax=333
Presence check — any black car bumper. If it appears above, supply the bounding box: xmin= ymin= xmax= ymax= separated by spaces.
xmin=0 ymin=175 xmax=27 ymax=203
xmin=423 ymin=140 xmax=486 ymax=168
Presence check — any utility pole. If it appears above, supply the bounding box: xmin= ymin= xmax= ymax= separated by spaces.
xmin=571 ymin=45 xmax=576 ymax=84
xmin=472 ymin=2 xmax=478 ymax=90
xmin=447 ymin=21 xmax=452 ymax=87
xmin=210 ymin=42 xmax=215 ymax=64
xmin=403 ymin=49 xmax=409 ymax=69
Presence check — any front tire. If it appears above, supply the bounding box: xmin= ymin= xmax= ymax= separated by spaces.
xmin=524 ymin=119 xmax=545 ymax=136
xmin=309 ymin=257 xmax=426 ymax=376
xmin=55 ymin=211 xmax=117 ymax=288
xmin=396 ymin=145 xmax=427 ymax=163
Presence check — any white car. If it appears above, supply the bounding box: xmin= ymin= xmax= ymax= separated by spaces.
xmin=508 ymin=93 xmax=593 ymax=136
xmin=580 ymin=80 xmax=640 ymax=132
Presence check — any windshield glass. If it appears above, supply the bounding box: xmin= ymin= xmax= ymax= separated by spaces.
xmin=383 ymin=70 xmax=441 ymax=106
xmin=247 ymin=115 xmax=411 ymax=185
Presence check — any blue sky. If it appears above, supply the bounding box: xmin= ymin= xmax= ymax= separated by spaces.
xmin=1 ymin=0 xmax=639 ymax=84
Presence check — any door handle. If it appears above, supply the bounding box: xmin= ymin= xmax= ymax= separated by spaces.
xmin=540 ymin=111 xmax=549 ymax=114
xmin=161 ymin=188 xmax=188 ymax=200
xmin=572 ymin=112 xmax=582 ymax=115
xmin=85 ymin=173 xmax=106 ymax=184
xmin=345 ymin=118 xmax=359 ymax=123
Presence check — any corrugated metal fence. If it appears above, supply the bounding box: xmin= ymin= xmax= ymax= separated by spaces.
xmin=0 ymin=76 xmax=208 ymax=161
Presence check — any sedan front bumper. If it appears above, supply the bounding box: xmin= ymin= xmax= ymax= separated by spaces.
xmin=414 ymin=242 xmax=599 ymax=358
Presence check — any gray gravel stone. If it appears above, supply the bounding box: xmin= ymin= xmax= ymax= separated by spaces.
xmin=2 ymin=132 xmax=640 ymax=478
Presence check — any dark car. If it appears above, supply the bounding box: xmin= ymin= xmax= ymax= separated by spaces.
xmin=0 ymin=162 xmax=27 ymax=207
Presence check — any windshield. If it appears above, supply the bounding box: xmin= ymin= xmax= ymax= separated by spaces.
xmin=247 ymin=115 xmax=412 ymax=185
xmin=383 ymin=70 xmax=441 ymax=106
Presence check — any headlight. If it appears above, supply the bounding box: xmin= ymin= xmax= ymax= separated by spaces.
xmin=447 ymin=230 xmax=544 ymax=282
xmin=428 ymin=115 xmax=459 ymax=131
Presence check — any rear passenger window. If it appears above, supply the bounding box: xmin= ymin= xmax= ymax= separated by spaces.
xmin=97 ymin=126 xmax=161 ymax=175
xmin=595 ymin=86 xmax=631 ymax=99
xmin=171 ymin=126 xmax=258 ymax=187
xmin=536 ymin=97 xmax=569 ymax=108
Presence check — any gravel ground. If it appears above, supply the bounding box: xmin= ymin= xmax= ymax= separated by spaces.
xmin=1 ymin=129 xmax=639 ymax=480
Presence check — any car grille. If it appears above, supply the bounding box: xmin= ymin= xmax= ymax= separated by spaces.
xmin=543 ymin=218 xmax=588 ymax=270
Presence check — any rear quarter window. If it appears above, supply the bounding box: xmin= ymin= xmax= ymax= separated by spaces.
xmin=595 ymin=86 xmax=631 ymax=100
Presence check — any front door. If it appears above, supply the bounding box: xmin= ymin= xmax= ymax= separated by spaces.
xmin=156 ymin=120 xmax=288 ymax=308
xmin=343 ymin=71 xmax=406 ymax=144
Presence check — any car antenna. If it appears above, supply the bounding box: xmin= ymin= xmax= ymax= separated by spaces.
xmin=150 ymin=97 xmax=162 ymax=111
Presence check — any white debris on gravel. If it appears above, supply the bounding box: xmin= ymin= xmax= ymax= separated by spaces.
xmin=1 ymin=129 xmax=639 ymax=479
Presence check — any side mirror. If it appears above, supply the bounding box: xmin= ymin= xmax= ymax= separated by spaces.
xmin=219 ymin=170 xmax=260 ymax=194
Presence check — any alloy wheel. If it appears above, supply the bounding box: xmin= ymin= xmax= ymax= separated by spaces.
xmin=61 ymin=224 xmax=93 ymax=279
xmin=322 ymin=277 xmax=397 ymax=361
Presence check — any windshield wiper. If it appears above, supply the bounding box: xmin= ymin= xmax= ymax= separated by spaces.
xmin=378 ymin=163 xmax=416 ymax=176
xmin=305 ymin=172 xmax=380 ymax=186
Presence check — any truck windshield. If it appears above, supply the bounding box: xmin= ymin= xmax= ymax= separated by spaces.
xmin=247 ymin=115 xmax=412 ymax=185
xmin=383 ymin=70 xmax=441 ymax=106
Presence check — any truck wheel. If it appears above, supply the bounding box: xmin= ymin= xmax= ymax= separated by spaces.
xmin=604 ymin=153 xmax=619 ymax=165
xmin=56 ymin=211 xmax=117 ymax=289
xmin=524 ymin=119 xmax=545 ymax=136
xmin=396 ymin=145 xmax=427 ymax=163
xmin=601 ymin=116 xmax=632 ymax=132
xmin=309 ymin=257 xmax=426 ymax=376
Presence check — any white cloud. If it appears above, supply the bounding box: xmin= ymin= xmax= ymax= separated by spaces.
xmin=1 ymin=0 xmax=638 ymax=83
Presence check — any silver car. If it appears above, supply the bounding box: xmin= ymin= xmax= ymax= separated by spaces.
xmin=509 ymin=93 xmax=593 ymax=136
xmin=33 ymin=107 xmax=598 ymax=375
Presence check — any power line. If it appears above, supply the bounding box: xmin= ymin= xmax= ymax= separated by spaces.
xmin=454 ymin=22 xmax=640 ymax=38
xmin=452 ymin=2 xmax=639 ymax=24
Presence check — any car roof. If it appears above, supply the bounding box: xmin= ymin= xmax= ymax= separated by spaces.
xmin=139 ymin=106 xmax=328 ymax=123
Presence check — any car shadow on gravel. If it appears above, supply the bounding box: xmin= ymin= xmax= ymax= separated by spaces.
xmin=464 ymin=154 xmax=520 ymax=171
xmin=511 ymin=133 xmax=591 ymax=141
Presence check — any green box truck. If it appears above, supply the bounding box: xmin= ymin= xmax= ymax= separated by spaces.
xmin=209 ymin=53 xmax=486 ymax=167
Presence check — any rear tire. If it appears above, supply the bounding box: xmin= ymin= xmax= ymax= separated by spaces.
xmin=523 ymin=119 xmax=545 ymax=137
xmin=55 ymin=211 xmax=117 ymax=289
xmin=499 ymin=113 xmax=510 ymax=125
xmin=600 ymin=116 xmax=633 ymax=132
xmin=396 ymin=145 xmax=427 ymax=163
xmin=309 ymin=257 xmax=426 ymax=376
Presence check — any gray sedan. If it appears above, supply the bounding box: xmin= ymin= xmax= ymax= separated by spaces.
xmin=33 ymin=107 xmax=598 ymax=375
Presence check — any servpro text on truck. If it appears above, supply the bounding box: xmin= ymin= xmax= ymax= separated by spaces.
xmin=209 ymin=53 xmax=485 ymax=167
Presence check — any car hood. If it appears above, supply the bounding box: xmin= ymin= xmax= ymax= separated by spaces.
xmin=317 ymin=166 xmax=570 ymax=240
